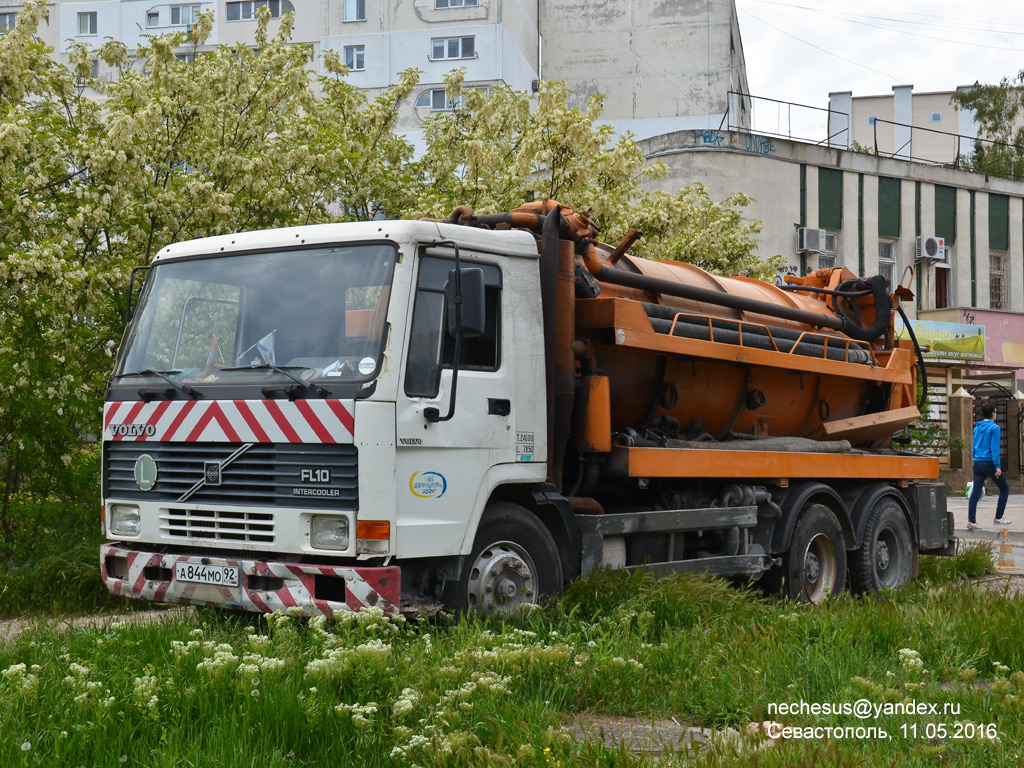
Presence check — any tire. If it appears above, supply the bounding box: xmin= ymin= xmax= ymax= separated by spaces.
xmin=779 ymin=504 xmax=847 ymax=604
xmin=448 ymin=502 xmax=563 ymax=618
xmin=849 ymin=497 xmax=913 ymax=594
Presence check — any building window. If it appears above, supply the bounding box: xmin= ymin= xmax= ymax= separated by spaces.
xmin=416 ymin=88 xmax=465 ymax=112
xmin=990 ymin=251 xmax=1008 ymax=309
xmin=929 ymin=112 xmax=942 ymax=123
xmin=176 ymin=52 xmax=196 ymax=62
xmin=170 ymin=5 xmax=200 ymax=26
xmin=0 ymin=12 xmax=17 ymax=32
xmin=78 ymin=11 xmax=97 ymax=35
xmin=147 ymin=11 xmax=160 ymax=26
xmin=344 ymin=0 xmax=365 ymax=21
xmin=934 ymin=264 xmax=950 ymax=309
xmin=431 ymin=36 xmax=474 ymax=60
xmin=226 ymin=1 xmax=294 ymax=21
xmin=818 ymin=254 xmax=836 ymax=270
xmin=878 ymin=241 xmax=896 ymax=286
xmin=436 ymin=0 xmax=477 ymax=7
xmin=344 ymin=45 xmax=365 ymax=71
xmin=867 ymin=116 xmax=877 ymax=126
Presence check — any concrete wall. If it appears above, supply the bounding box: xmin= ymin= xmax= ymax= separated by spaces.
xmin=540 ymin=0 xmax=746 ymax=139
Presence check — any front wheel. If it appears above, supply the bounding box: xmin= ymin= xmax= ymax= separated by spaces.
xmin=779 ymin=504 xmax=847 ymax=604
xmin=849 ymin=497 xmax=913 ymax=594
xmin=449 ymin=503 xmax=563 ymax=617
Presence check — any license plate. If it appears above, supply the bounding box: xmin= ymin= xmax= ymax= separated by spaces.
xmin=174 ymin=562 xmax=240 ymax=587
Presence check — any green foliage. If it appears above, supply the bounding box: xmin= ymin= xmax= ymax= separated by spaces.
xmin=0 ymin=449 xmax=131 ymax=618
xmin=918 ymin=542 xmax=994 ymax=584
xmin=413 ymin=71 xmax=781 ymax=279
xmin=952 ymin=81 xmax=1024 ymax=181
xmin=2 ymin=570 xmax=1024 ymax=766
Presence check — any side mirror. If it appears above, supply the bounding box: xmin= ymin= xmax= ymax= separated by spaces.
xmin=446 ymin=267 xmax=486 ymax=339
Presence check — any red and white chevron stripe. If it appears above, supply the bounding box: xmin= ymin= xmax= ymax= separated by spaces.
xmin=100 ymin=544 xmax=400 ymax=616
xmin=103 ymin=399 xmax=355 ymax=444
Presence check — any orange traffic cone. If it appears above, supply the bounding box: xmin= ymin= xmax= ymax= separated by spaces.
xmin=996 ymin=528 xmax=1021 ymax=572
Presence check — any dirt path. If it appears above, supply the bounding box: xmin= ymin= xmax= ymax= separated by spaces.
xmin=0 ymin=606 xmax=192 ymax=643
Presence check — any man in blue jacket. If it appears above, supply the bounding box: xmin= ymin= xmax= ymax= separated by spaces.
xmin=967 ymin=404 xmax=1011 ymax=529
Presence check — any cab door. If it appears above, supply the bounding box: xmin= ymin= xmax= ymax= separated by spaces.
xmin=394 ymin=250 xmax=517 ymax=557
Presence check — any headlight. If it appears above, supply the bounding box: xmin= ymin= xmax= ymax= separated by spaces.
xmin=109 ymin=504 xmax=141 ymax=536
xmin=310 ymin=516 xmax=350 ymax=550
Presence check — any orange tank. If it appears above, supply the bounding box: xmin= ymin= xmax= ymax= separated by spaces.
xmin=580 ymin=239 xmax=901 ymax=443
xmin=442 ymin=200 xmax=920 ymax=456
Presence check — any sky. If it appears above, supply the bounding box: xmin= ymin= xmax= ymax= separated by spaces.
xmin=732 ymin=0 xmax=1024 ymax=140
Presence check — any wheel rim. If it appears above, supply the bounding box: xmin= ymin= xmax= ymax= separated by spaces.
xmin=802 ymin=532 xmax=837 ymax=604
xmin=874 ymin=524 xmax=902 ymax=589
xmin=465 ymin=541 xmax=538 ymax=617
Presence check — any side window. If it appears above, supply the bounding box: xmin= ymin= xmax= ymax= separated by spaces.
xmin=405 ymin=255 xmax=501 ymax=398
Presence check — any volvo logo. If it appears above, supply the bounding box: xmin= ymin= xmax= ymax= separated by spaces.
xmin=111 ymin=423 xmax=157 ymax=438
xmin=133 ymin=454 xmax=158 ymax=491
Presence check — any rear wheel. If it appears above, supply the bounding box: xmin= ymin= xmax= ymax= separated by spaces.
xmin=850 ymin=497 xmax=913 ymax=594
xmin=779 ymin=504 xmax=847 ymax=603
xmin=449 ymin=503 xmax=563 ymax=617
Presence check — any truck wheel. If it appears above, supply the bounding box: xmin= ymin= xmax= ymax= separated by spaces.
xmin=850 ymin=497 xmax=913 ymax=594
xmin=451 ymin=503 xmax=563 ymax=618
xmin=782 ymin=504 xmax=846 ymax=604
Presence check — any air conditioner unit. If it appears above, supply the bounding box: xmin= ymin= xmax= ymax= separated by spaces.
xmin=797 ymin=227 xmax=827 ymax=253
xmin=915 ymin=235 xmax=945 ymax=261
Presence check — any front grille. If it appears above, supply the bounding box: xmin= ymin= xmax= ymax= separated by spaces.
xmin=161 ymin=508 xmax=274 ymax=543
xmin=105 ymin=443 xmax=358 ymax=508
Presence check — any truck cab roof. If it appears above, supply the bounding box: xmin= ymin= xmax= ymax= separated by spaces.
xmin=154 ymin=220 xmax=541 ymax=262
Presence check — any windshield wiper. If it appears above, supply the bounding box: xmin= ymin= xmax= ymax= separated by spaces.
xmin=115 ymin=368 xmax=200 ymax=399
xmin=220 ymin=364 xmax=329 ymax=398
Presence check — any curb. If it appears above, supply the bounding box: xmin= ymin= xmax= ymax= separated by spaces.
xmin=954 ymin=527 xmax=1024 ymax=543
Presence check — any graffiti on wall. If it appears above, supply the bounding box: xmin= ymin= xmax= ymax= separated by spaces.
xmin=693 ymin=130 xmax=725 ymax=147
xmin=744 ymin=135 xmax=776 ymax=155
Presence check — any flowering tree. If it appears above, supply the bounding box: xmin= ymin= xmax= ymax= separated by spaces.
xmin=0 ymin=3 xmax=777 ymax=532
xmin=0 ymin=4 xmax=418 ymax=532
xmin=414 ymin=70 xmax=781 ymax=279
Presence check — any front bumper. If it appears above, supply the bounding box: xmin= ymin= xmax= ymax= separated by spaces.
xmin=101 ymin=544 xmax=400 ymax=616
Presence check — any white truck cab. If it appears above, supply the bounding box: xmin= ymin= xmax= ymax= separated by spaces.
xmin=101 ymin=221 xmax=559 ymax=615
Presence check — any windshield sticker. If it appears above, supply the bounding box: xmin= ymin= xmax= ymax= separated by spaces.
xmin=409 ymin=471 xmax=447 ymax=499
xmin=358 ymin=357 xmax=376 ymax=375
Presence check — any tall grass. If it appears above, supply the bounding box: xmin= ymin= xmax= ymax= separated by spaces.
xmin=0 ymin=496 xmax=129 ymax=618
xmin=1 ymin=546 xmax=1021 ymax=767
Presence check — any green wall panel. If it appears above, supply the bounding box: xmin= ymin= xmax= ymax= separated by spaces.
xmin=877 ymin=176 xmax=901 ymax=238
xmin=818 ymin=167 xmax=843 ymax=231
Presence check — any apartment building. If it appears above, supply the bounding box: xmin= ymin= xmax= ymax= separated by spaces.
xmin=5 ymin=0 xmax=748 ymax=140
xmin=540 ymin=0 xmax=751 ymax=138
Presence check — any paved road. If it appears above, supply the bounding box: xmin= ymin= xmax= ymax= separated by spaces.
xmin=947 ymin=492 xmax=1024 ymax=571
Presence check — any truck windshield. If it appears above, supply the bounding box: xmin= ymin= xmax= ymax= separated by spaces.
xmin=116 ymin=243 xmax=397 ymax=389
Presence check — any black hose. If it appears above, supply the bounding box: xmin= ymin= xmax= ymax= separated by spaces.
xmin=646 ymin=316 xmax=872 ymax=363
xmin=832 ymin=275 xmax=891 ymax=342
xmin=779 ymin=284 xmax=873 ymax=298
xmin=896 ymin=303 xmax=928 ymax=410
xmin=642 ymin=302 xmax=870 ymax=352
xmin=596 ymin=266 xmax=892 ymax=343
